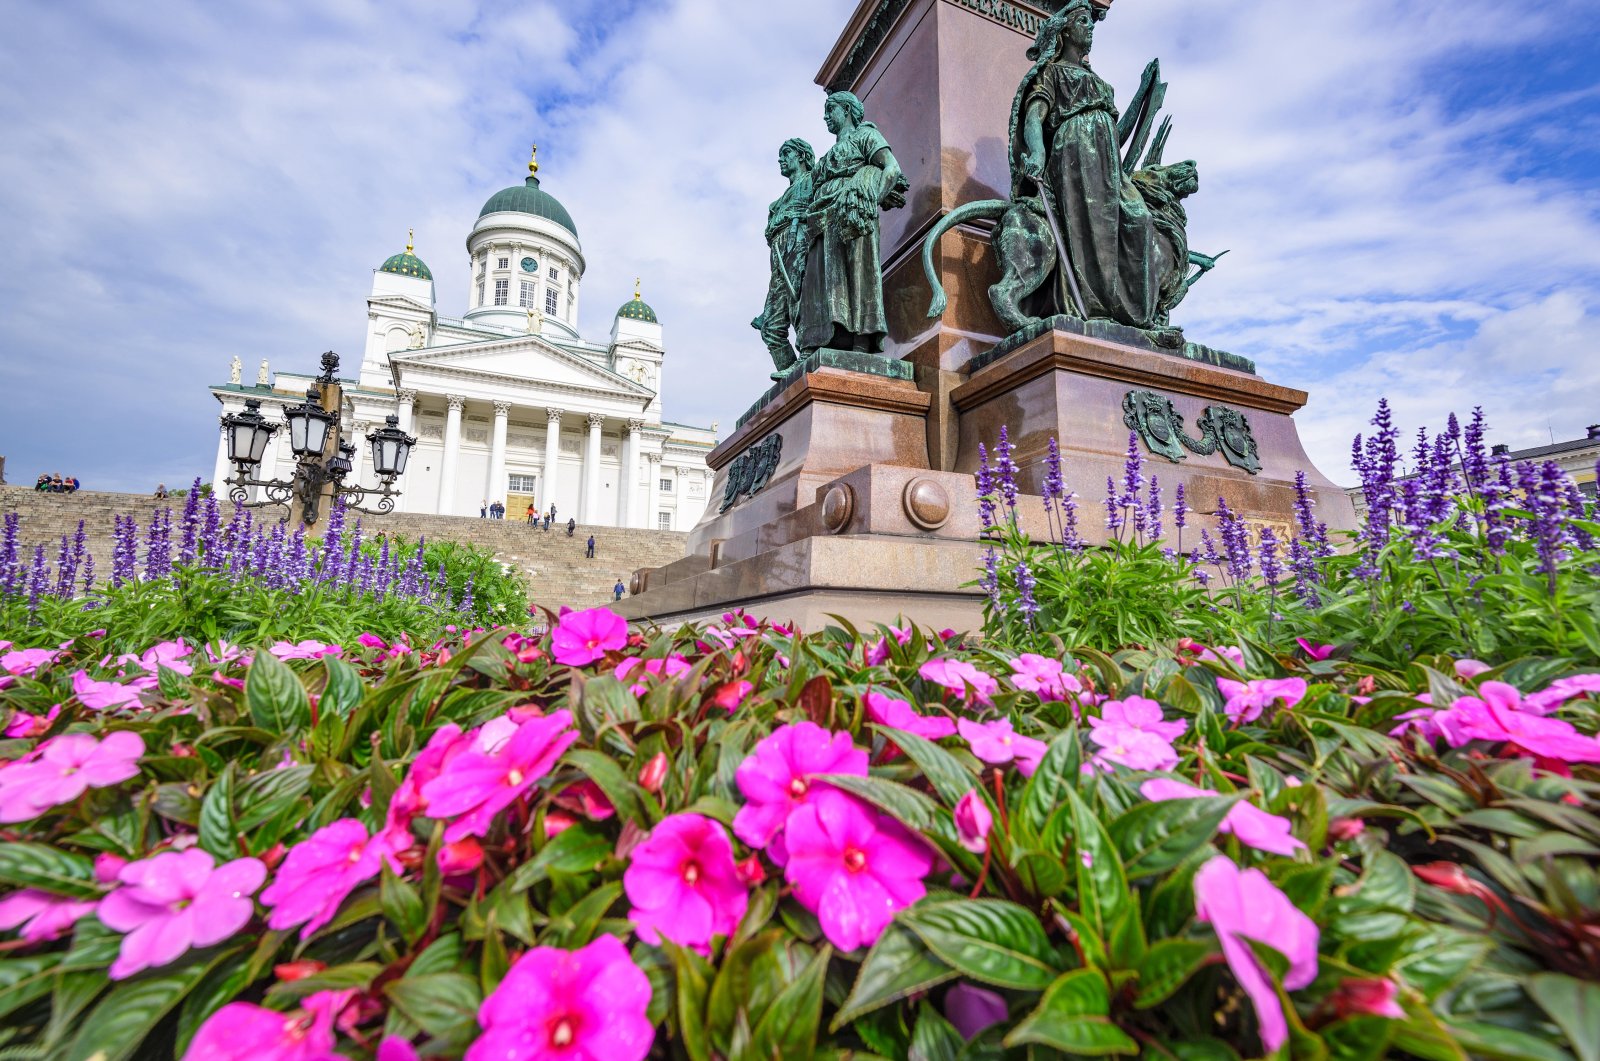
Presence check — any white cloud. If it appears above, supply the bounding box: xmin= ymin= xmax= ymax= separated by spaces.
xmin=0 ymin=0 xmax=1596 ymax=494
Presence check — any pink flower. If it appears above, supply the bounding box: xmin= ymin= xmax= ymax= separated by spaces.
xmin=1090 ymin=696 xmax=1187 ymax=742
xmin=945 ymin=982 xmax=1008 ymax=1040
xmin=1 ymin=647 xmax=57 ymax=676
xmin=183 ymin=988 xmax=352 ymax=1061
xmin=0 ymin=889 xmax=97 ymax=942
xmin=554 ymin=778 xmax=618 ymax=820
xmin=732 ymin=722 xmax=868 ymax=850
xmin=70 ymin=670 xmax=145 ymax=711
xmin=377 ymin=1038 xmax=419 ymax=1061
xmin=958 ymin=718 xmax=1048 ymax=776
xmin=1295 ymin=638 xmax=1337 ymax=661
xmin=1525 ymin=673 xmax=1600 ymax=713
xmin=615 ymin=655 xmax=691 ymax=696
xmin=783 ymin=788 xmax=932 ymax=951
xmin=4 ymin=704 xmax=60 ymax=739
xmin=551 ymin=607 xmax=629 ymax=666
xmin=1139 ymin=779 xmax=1306 ymax=857
xmin=864 ymin=689 xmax=956 ymax=741
xmin=421 ymin=710 xmax=579 ymax=842
xmin=1454 ymin=658 xmax=1492 ymax=679
xmin=0 ymin=731 xmax=144 ymax=823
xmin=1328 ymin=977 xmax=1405 ymax=1020
xmin=95 ymin=853 xmax=128 ymax=882
xmin=1197 ymin=644 xmax=1245 ymax=669
xmin=118 ymin=639 xmax=193 ymax=676
xmin=637 ymin=753 xmax=670 ymax=794
xmin=1088 ymin=727 xmax=1179 ymax=772
xmin=383 ymin=724 xmax=471 ymax=847
xmin=268 ymin=640 xmax=341 ymax=661
xmin=1194 ymin=856 xmax=1319 ymax=1053
xmin=708 ymin=679 xmax=755 ymax=713
xmin=355 ymin=633 xmax=387 ymax=650
xmin=624 ymin=813 xmax=749 ymax=949
xmin=469 ymin=933 xmax=653 ymax=1061
xmin=98 ymin=849 xmax=266 ymax=979
xmin=1008 ymin=654 xmax=1079 ymax=700
xmin=437 ymin=837 xmax=484 ymax=877
xmin=1216 ymin=677 xmax=1307 ymax=725
xmin=1450 ymin=686 xmax=1600 ymax=764
xmin=919 ymin=659 xmax=999 ymax=704
xmin=953 ymin=790 xmax=993 ymax=853
xmin=259 ymin=819 xmax=400 ymax=938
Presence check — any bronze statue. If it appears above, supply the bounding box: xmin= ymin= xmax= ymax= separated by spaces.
xmin=922 ymin=0 xmax=1224 ymax=339
xmin=796 ymin=91 xmax=908 ymax=354
xmin=752 ymin=138 xmax=816 ymax=378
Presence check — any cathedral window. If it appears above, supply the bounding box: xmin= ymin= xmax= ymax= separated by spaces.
xmin=497 ymin=256 xmax=509 ymax=270
xmin=519 ymin=281 xmax=535 ymax=307
xmin=494 ymin=279 xmax=509 ymax=306
xmin=477 ymin=281 xmax=485 ymax=306
xmin=548 ymin=266 xmax=558 ymax=281
xmin=659 ymin=478 xmax=673 ymax=493
xmin=507 ymin=473 xmax=538 ymax=493
xmin=658 ymin=512 xmax=672 ymax=530
xmin=545 ymin=289 xmax=559 ymax=315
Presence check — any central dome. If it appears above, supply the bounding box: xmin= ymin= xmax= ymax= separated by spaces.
xmin=479 ymin=173 xmax=578 ymax=238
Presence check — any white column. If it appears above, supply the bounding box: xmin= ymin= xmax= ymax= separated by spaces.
xmin=211 ymin=422 xmax=231 ymax=491
xmin=543 ymin=408 xmax=563 ymax=517
xmin=581 ymin=412 xmax=605 ymax=524
xmin=349 ymin=420 xmax=369 ymax=487
xmin=254 ymin=410 xmax=281 ymax=502
xmin=438 ymin=394 xmax=465 ymax=515
xmin=644 ymin=452 xmax=662 ymax=529
xmin=487 ymin=400 xmax=510 ymax=510
xmin=396 ymin=389 xmax=416 ymax=434
xmin=619 ymin=419 xmax=643 ymax=528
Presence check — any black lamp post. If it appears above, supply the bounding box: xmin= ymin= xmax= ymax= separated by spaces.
xmin=219 ymin=352 xmax=415 ymax=525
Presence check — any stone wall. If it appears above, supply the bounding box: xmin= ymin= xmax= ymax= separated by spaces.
xmin=0 ymin=487 xmax=687 ymax=611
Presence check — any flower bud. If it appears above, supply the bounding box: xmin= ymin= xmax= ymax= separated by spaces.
xmin=273 ymin=960 xmax=326 ymax=982
xmin=94 ymin=853 xmax=127 ymax=883
xmin=735 ymin=854 xmax=766 ymax=886
xmin=259 ymin=842 xmax=288 ymax=870
xmin=545 ymin=811 xmax=578 ymax=839
xmin=614 ymin=820 xmax=647 ymax=861
xmin=1329 ymin=977 xmax=1404 ymax=1020
xmin=1412 ymin=861 xmax=1479 ymax=896
xmin=954 ymin=789 xmax=994 ymax=854
xmin=436 ymin=837 xmax=484 ymax=877
xmin=638 ymin=752 xmax=669 ymax=793
xmin=1328 ymin=817 xmax=1365 ymax=842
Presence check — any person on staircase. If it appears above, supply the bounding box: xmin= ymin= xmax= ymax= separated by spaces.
xmin=566 ymin=517 xmax=576 ymax=537
xmin=614 ymin=578 xmax=626 ymax=602
xmin=586 ymin=534 xmax=596 ymax=559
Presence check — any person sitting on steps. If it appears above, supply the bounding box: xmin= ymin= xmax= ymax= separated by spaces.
xmin=566 ymin=517 xmax=576 ymax=537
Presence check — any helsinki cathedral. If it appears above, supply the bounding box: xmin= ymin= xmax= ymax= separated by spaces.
xmin=208 ymin=147 xmax=717 ymax=529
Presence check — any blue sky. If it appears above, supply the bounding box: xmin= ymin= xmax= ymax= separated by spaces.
xmin=0 ymin=0 xmax=1597 ymax=491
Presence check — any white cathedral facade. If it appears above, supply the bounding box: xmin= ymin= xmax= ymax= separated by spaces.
xmin=208 ymin=149 xmax=717 ymax=529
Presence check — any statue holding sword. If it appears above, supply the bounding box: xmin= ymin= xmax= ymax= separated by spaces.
xmin=752 ymin=137 xmax=816 ymax=379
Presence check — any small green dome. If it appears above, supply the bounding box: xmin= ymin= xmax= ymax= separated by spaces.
xmin=616 ymin=280 xmax=658 ymax=324
xmin=380 ymin=231 xmax=432 ymax=280
xmin=479 ymin=175 xmax=579 ymax=238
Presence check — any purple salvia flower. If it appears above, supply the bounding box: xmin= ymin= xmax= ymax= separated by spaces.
xmin=1015 ymin=559 xmax=1038 ymax=622
xmin=53 ymin=532 xmax=74 ymax=598
xmin=1215 ymin=498 xmax=1253 ymax=582
xmin=1043 ymin=437 xmax=1064 ymax=506
xmin=178 ymin=479 xmax=202 ymax=565
xmin=1104 ymin=477 xmax=1123 ymax=532
xmin=1529 ymin=461 xmax=1573 ymax=584
xmin=975 ymin=443 xmax=996 ymax=531
xmin=1258 ymin=526 xmax=1283 ymax=585
xmin=1121 ymin=432 xmax=1145 ymax=506
xmin=0 ymin=512 xmax=20 ymax=596
xmin=26 ymin=545 xmax=48 ymax=613
xmin=81 ymin=554 xmax=95 ymax=597
xmin=1173 ymin=481 xmax=1187 ymax=549
xmin=1061 ymin=490 xmax=1083 ymax=551
xmin=979 ymin=547 xmax=1000 ymax=604
xmin=1197 ymin=527 xmax=1221 ymax=568
xmin=1145 ymin=474 xmax=1162 ymax=543
xmin=343 ymin=519 xmax=365 ymax=588
xmin=995 ymin=427 xmax=1020 ymax=518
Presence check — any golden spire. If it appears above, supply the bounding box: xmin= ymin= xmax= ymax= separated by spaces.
xmin=634 ymin=277 xmax=642 ymax=301
xmin=529 ymin=143 xmax=539 ymax=178
xmin=405 ymin=228 xmax=414 ymax=254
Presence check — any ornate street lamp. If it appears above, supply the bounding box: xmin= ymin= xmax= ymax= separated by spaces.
xmin=219 ymin=352 xmax=416 ymax=525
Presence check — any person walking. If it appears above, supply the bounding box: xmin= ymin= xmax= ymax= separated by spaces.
xmin=613 ymin=578 xmax=626 ymax=601
xmin=566 ymin=517 xmax=576 ymax=537
xmin=526 ymin=502 xmax=536 ymax=524
xmin=585 ymin=534 xmax=596 ymax=559
xmin=480 ymin=499 xmax=488 ymax=518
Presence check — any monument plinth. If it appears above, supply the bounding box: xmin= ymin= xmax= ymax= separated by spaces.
xmin=617 ymin=0 xmax=1356 ymax=630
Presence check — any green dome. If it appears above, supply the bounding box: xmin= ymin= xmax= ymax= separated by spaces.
xmin=478 ymin=175 xmax=579 ymax=238
xmin=616 ymin=296 xmax=658 ymax=324
xmin=379 ymin=250 xmax=432 ymax=281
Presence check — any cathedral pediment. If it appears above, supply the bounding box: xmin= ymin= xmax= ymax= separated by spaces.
xmin=390 ymin=335 xmax=650 ymax=395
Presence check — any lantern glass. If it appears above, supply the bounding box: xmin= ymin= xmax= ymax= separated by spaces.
xmin=287 ymin=409 xmax=310 ymax=454
xmin=222 ymin=401 xmax=276 ymax=466
xmin=367 ymin=415 xmax=415 ymax=478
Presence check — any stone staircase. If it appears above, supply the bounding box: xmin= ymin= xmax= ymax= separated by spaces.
xmin=0 ymin=487 xmax=688 ymax=610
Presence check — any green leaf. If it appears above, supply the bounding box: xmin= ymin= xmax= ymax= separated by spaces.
xmin=1109 ymin=794 xmax=1237 ymax=879
xmin=1527 ymin=974 xmax=1600 ymax=1061
xmin=0 ymin=842 xmax=98 ymax=898
xmin=175 ymin=950 xmax=257 ymax=1056
xmin=833 ymin=921 xmax=955 ymax=1029
xmin=1447 ymin=1021 xmax=1576 ymax=1061
xmin=320 ymin=655 xmax=366 ymax=719
xmin=383 ymin=972 xmax=482 ymax=1052
xmin=196 ymin=761 xmax=237 ymax=862
xmin=877 ymin=725 xmax=975 ymax=808
xmin=749 ymin=944 xmax=831 ymax=1061
xmin=381 ymin=864 xmax=427 ymax=946
xmin=0 ymin=952 xmax=64 ymax=1020
xmin=245 ymin=648 xmax=312 ymax=734
xmin=66 ymin=951 xmax=228 ymax=1061
xmin=1004 ymin=968 xmax=1138 ymax=1055
xmin=1134 ymin=938 xmax=1215 ymax=1008
xmin=665 ymin=941 xmax=713 ymax=1061
xmin=817 ymin=773 xmax=940 ymax=832
xmin=1324 ymin=1017 xmax=1394 ymax=1061
xmin=1066 ymin=787 xmax=1142 ymax=968
xmin=564 ymin=748 xmax=651 ymax=824
xmin=265 ymin=961 xmax=385 ymax=1004
xmin=900 ymin=899 xmax=1059 ymax=991
xmin=908 ymin=999 xmax=966 ymax=1061
xmin=1019 ymin=725 xmax=1081 ymax=847
xmin=506 ymin=823 xmax=610 ymax=893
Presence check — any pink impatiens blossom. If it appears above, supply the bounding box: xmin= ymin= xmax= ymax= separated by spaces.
xmin=1194 ymin=856 xmax=1319 ymax=1053
xmin=259 ymin=819 xmax=400 ymax=938
xmin=4 ymin=704 xmax=60 ymax=739
xmin=1008 ymin=654 xmax=1080 ymax=701
xmin=1088 ymin=727 xmax=1180 ymax=773
xmin=1295 ymin=638 xmax=1336 ymax=661
xmin=118 ymin=639 xmax=194 ymax=676
xmin=919 ymin=659 xmax=999 ymax=704
xmin=0 ymin=731 xmax=145 ymax=823
xmin=783 ymin=788 xmax=933 ymax=951
xmin=732 ymin=722 xmax=868 ymax=851
xmin=98 ymin=849 xmax=267 ymax=979
xmin=615 ymin=655 xmax=692 ymax=696
xmin=1089 ymin=696 xmax=1187 ymax=743
xmin=1526 ymin=673 xmax=1600 ymax=712
xmin=468 ymin=933 xmax=654 ymax=1061
xmin=624 ymin=813 xmax=749 ymax=949
xmin=958 ymin=718 xmax=1048 ymax=776
xmin=953 ymin=789 xmax=993 ymax=853
xmin=1328 ymin=977 xmax=1405 ymax=1020
xmin=71 ymin=670 xmax=146 ymax=711
xmin=550 ymin=607 xmax=629 ymax=666
xmin=1196 ymin=643 xmax=1246 ymax=669
xmin=864 ymin=689 xmax=956 ymax=741
xmin=268 ymin=639 xmax=342 ymax=661
xmin=1 ymin=647 xmax=57 ymax=676
xmin=1216 ymin=677 xmax=1307 ymax=724
xmin=0 ymin=889 xmax=97 ymax=942
xmin=376 ymin=1038 xmax=420 ymax=1061
xmin=421 ymin=710 xmax=579 ymax=842
xmin=1452 ymin=691 xmax=1600 ymax=765
xmin=183 ymin=988 xmax=353 ymax=1061
xmin=1454 ymin=658 xmax=1493 ymax=679
xmin=1139 ymin=778 xmax=1306 ymax=857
